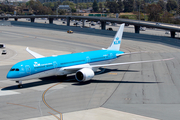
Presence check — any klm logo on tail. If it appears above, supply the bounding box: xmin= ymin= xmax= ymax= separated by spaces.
xmin=107 ymin=23 xmax=124 ymax=50
xmin=114 ymin=37 xmax=121 ymax=45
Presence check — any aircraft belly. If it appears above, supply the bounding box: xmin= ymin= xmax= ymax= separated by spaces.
xmin=10 ymin=69 xmax=55 ymax=81
xmin=57 ymin=68 xmax=76 ymax=75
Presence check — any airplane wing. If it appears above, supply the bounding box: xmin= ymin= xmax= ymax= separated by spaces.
xmin=26 ymin=47 xmax=45 ymax=58
xmin=62 ymin=58 xmax=173 ymax=70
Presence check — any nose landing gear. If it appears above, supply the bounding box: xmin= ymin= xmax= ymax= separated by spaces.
xmin=16 ymin=81 xmax=23 ymax=88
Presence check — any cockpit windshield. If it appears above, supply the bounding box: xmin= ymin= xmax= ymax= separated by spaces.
xmin=10 ymin=68 xmax=19 ymax=71
xmin=10 ymin=68 xmax=15 ymax=71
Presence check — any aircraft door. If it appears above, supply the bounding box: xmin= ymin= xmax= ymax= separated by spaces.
xmin=53 ymin=61 xmax=58 ymax=75
xmin=110 ymin=53 xmax=113 ymax=58
xmin=53 ymin=61 xmax=58 ymax=68
xmin=86 ymin=56 xmax=90 ymax=63
xmin=25 ymin=65 xmax=31 ymax=74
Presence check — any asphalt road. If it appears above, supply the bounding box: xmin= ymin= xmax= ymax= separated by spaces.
xmin=0 ymin=25 xmax=180 ymax=120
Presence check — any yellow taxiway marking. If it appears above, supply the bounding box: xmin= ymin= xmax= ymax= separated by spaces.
xmin=0 ymin=86 xmax=9 ymax=89
xmin=7 ymin=102 xmax=37 ymax=109
xmin=48 ymin=112 xmax=60 ymax=120
xmin=42 ymin=82 xmax=63 ymax=120
xmin=108 ymin=73 xmax=118 ymax=75
xmin=124 ymin=98 xmax=131 ymax=100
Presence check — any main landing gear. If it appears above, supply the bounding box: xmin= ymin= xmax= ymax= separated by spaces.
xmin=16 ymin=81 xmax=23 ymax=88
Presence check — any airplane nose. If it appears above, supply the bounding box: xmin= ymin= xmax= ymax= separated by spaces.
xmin=7 ymin=72 xmax=13 ymax=79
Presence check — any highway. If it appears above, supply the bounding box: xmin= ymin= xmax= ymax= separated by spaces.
xmin=8 ymin=18 xmax=180 ymax=38
xmin=0 ymin=25 xmax=180 ymax=120
xmin=2 ymin=15 xmax=180 ymax=33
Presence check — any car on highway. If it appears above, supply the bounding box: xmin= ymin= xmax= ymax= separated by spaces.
xmin=97 ymin=21 xmax=100 ymax=24
xmin=90 ymin=22 xmax=96 ymax=26
xmin=111 ymin=23 xmax=117 ymax=26
xmin=67 ymin=30 xmax=73 ymax=33
xmin=156 ymin=23 xmax=161 ymax=25
xmin=106 ymin=22 xmax=111 ymax=25
xmin=165 ymin=31 xmax=170 ymax=34
xmin=74 ymin=22 xmax=80 ymax=26
xmin=165 ymin=31 xmax=177 ymax=35
xmin=107 ymin=28 xmax=113 ymax=31
xmin=2 ymin=50 xmax=6 ymax=55
xmin=91 ymin=23 xmax=95 ymax=26
xmin=140 ymin=27 xmax=146 ymax=31
xmin=125 ymin=23 xmax=129 ymax=26
xmin=26 ymin=18 xmax=30 ymax=21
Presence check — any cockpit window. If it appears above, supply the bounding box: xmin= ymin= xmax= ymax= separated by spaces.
xmin=10 ymin=68 xmax=15 ymax=71
xmin=10 ymin=68 xmax=19 ymax=71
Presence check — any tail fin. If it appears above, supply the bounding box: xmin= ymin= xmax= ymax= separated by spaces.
xmin=107 ymin=23 xmax=125 ymax=51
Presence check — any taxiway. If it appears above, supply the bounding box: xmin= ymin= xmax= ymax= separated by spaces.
xmin=0 ymin=25 xmax=180 ymax=120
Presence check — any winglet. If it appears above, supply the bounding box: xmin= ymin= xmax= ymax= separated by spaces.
xmin=107 ymin=23 xmax=125 ymax=51
xmin=26 ymin=47 xmax=45 ymax=58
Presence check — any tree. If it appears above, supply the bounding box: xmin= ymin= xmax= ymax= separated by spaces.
xmin=86 ymin=2 xmax=93 ymax=8
xmin=43 ymin=1 xmax=61 ymax=11
xmin=93 ymin=0 xmax=99 ymax=12
xmin=77 ymin=3 xmax=87 ymax=10
xmin=27 ymin=0 xmax=52 ymax=15
xmin=147 ymin=4 xmax=162 ymax=21
xmin=117 ymin=0 xmax=123 ymax=12
xmin=62 ymin=1 xmax=76 ymax=12
xmin=123 ymin=0 xmax=133 ymax=12
xmin=157 ymin=0 xmax=166 ymax=11
xmin=166 ymin=0 xmax=177 ymax=12
xmin=0 ymin=4 xmax=14 ymax=14
xmin=105 ymin=1 xmax=123 ymax=13
xmin=161 ymin=11 xmax=173 ymax=23
xmin=106 ymin=1 xmax=119 ymax=13
xmin=99 ymin=2 xmax=103 ymax=12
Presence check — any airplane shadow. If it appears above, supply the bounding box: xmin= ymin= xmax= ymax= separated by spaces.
xmin=2 ymin=76 xmax=76 ymax=90
xmin=72 ymin=80 xmax=162 ymax=86
xmin=1 ymin=68 xmax=159 ymax=90
xmin=95 ymin=68 xmax=139 ymax=75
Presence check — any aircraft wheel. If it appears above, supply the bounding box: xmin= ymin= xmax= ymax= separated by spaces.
xmin=18 ymin=85 xmax=23 ymax=88
xmin=62 ymin=75 xmax=67 ymax=79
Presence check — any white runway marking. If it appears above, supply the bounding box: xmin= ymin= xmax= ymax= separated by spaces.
xmin=25 ymin=107 xmax=159 ymax=120
xmin=0 ymin=90 xmax=20 ymax=96
xmin=28 ymin=84 xmax=67 ymax=91
xmin=0 ymin=80 xmax=9 ymax=82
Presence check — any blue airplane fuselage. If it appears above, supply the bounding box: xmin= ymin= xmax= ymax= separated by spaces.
xmin=7 ymin=50 xmax=124 ymax=79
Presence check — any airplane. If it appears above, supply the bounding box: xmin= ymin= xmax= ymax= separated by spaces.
xmin=7 ymin=23 xmax=173 ymax=88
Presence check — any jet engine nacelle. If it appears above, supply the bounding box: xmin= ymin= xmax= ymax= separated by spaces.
xmin=75 ymin=68 xmax=94 ymax=82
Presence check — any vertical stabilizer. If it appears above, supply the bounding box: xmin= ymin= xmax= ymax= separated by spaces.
xmin=107 ymin=23 xmax=125 ymax=51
